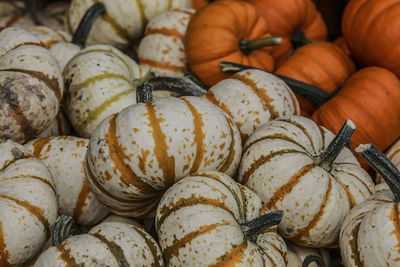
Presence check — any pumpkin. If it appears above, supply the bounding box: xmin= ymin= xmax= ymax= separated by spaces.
xmin=156 ymin=170 xmax=287 ymax=266
xmin=275 ymin=42 xmax=355 ymax=117
xmin=311 ymin=67 xmax=400 ymax=169
xmin=38 ymin=1 xmax=70 ymax=31
xmin=0 ymin=27 xmax=63 ymax=143
xmin=34 ymin=219 xmax=164 ymax=266
xmin=138 ymin=8 xmax=195 ymax=77
xmin=0 ymin=1 xmax=35 ymax=30
xmin=333 ymin=36 xmax=351 ymax=57
xmin=286 ymin=241 xmax=330 ymax=267
xmin=245 ymin=0 xmax=327 ymax=66
xmin=192 ymin=0 xmax=213 ymax=9
xmin=66 ymin=0 xmax=192 ymax=49
xmin=342 ymin=0 xmax=400 ymax=77
xmin=238 ymin=115 xmax=374 ymax=247
xmin=85 ymin=89 xmax=242 ymax=217
xmin=37 ymin=110 xmax=71 ymax=138
xmin=185 ymin=0 xmax=281 ymax=87
xmin=340 ymin=144 xmax=400 ymax=267
xmin=0 ymin=140 xmax=58 ymax=266
xmin=376 ymin=139 xmax=400 ymax=184
xmin=205 ymin=68 xmax=300 ymax=141
xmin=63 ymin=44 xmax=173 ymax=138
xmin=25 ymin=136 xmax=109 ymax=225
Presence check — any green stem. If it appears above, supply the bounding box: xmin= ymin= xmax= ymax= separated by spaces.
xmin=239 ymin=37 xmax=282 ymax=56
xmin=302 ymin=255 xmax=326 ymax=267
xmin=218 ymin=61 xmax=332 ymax=106
xmin=356 ymin=144 xmax=400 ymax=202
xmin=240 ymin=210 xmax=283 ymax=242
xmin=71 ymin=2 xmax=106 ymax=48
xmin=52 ymin=215 xmax=81 ymax=246
xmin=315 ymin=120 xmax=355 ymax=172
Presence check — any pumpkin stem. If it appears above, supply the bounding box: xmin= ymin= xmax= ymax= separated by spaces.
xmin=71 ymin=2 xmax=106 ymax=48
xmin=239 ymin=37 xmax=282 ymax=56
xmin=219 ymin=61 xmax=332 ymax=106
xmin=52 ymin=215 xmax=81 ymax=246
xmin=25 ymin=0 xmax=42 ymax=25
xmin=135 ymin=71 xmax=157 ymax=104
xmin=11 ymin=147 xmax=23 ymax=159
xmin=180 ymin=71 xmax=208 ymax=90
xmin=302 ymin=255 xmax=326 ymax=267
xmin=356 ymin=144 xmax=400 ymax=202
xmin=291 ymin=30 xmax=315 ymax=49
xmin=240 ymin=210 xmax=283 ymax=242
xmin=315 ymin=120 xmax=355 ymax=172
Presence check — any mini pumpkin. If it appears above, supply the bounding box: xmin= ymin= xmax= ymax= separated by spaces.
xmin=340 ymin=144 xmax=400 ymax=267
xmin=0 ymin=27 xmax=63 ymax=143
xmin=66 ymin=0 xmax=192 ymax=49
xmin=0 ymin=140 xmax=58 ymax=266
xmin=138 ymin=8 xmax=195 ymax=77
xmin=37 ymin=110 xmax=71 ymax=138
xmin=34 ymin=219 xmax=164 ymax=266
xmin=238 ymin=116 xmax=374 ymax=247
xmin=185 ymin=0 xmax=281 ymax=87
xmin=25 ymin=136 xmax=109 ymax=225
xmin=85 ymin=90 xmax=242 ymax=217
xmin=156 ymin=170 xmax=287 ymax=266
xmin=275 ymin=42 xmax=355 ymax=117
xmin=286 ymin=241 xmax=330 ymax=267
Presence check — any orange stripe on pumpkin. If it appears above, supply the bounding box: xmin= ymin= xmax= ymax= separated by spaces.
xmin=390 ymin=203 xmax=400 ymax=255
xmin=209 ymin=240 xmax=247 ymax=267
xmin=276 ymin=118 xmax=316 ymax=152
xmin=31 ymin=138 xmax=52 ymax=158
xmin=0 ymin=221 xmax=10 ymax=267
xmin=72 ymin=181 xmax=91 ymax=221
xmin=90 ymin=232 xmax=129 ymax=266
xmin=139 ymin=59 xmax=186 ymax=72
xmin=218 ymin=117 xmax=238 ymax=173
xmin=56 ymin=243 xmax=78 ymax=266
xmin=146 ymin=27 xmax=185 ymax=41
xmin=133 ymin=226 xmax=164 ymax=265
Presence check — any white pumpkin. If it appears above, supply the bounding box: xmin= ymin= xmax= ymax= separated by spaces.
xmin=205 ymin=69 xmax=300 ymax=141
xmin=286 ymin=241 xmax=330 ymax=267
xmin=37 ymin=110 xmax=71 ymax=138
xmin=138 ymin=8 xmax=195 ymax=76
xmin=85 ymin=95 xmax=242 ymax=217
xmin=340 ymin=144 xmax=400 ymax=267
xmin=0 ymin=1 xmax=34 ymax=30
xmin=238 ymin=116 xmax=374 ymax=247
xmin=63 ymin=44 xmax=171 ymax=138
xmin=0 ymin=140 xmax=58 ymax=266
xmin=156 ymin=171 xmax=287 ymax=266
xmin=34 ymin=220 xmax=164 ymax=266
xmin=25 ymin=136 xmax=109 ymax=225
xmin=0 ymin=27 xmax=63 ymax=143
xmin=38 ymin=1 xmax=70 ymax=31
xmin=66 ymin=0 xmax=193 ymax=49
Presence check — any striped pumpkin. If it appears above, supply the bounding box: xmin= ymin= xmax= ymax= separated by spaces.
xmin=156 ymin=171 xmax=287 ymax=266
xmin=33 ymin=221 xmax=164 ymax=266
xmin=66 ymin=0 xmax=193 ymax=49
xmin=0 ymin=140 xmax=58 ymax=266
xmin=37 ymin=110 xmax=72 ymax=138
xmin=25 ymin=136 xmax=109 ymax=225
xmin=63 ymin=44 xmax=171 ymax=138
xmin=286 ymin=241 xmax=330 ymax=267
xmin=138 ymin=8 xmax=195 ymax=76
xmin=0 ymin=27 xmax=63 ymax=143
xmin=205 ymin=69 xmax=300 ymax=142
xmin=85 ymin=96 xmax=242 ymax=217
xmin=238 ymin=115 xmax=374 ymax=247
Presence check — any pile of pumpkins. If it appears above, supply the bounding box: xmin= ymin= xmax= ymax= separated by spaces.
xmin=1 ymin=0 xmax=400 ymax=266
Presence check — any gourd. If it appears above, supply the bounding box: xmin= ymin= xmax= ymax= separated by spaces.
xmin=156 ymin=170 xmax=287 ymax=266
xmin=85 ymin=87 xmax=242 ymax=217
xmin=286 ymin=241 xmax=330 ymax=267
xmin=0 ymin=140 xmax=58 ymax=266
xmin=138 ymin=8 xmax=195 ymax=77
xmin=25 ymin=136 xmax=109 ymax=225
xmin=0 ymin=26 xmax=63 ymax=143
xmin=238 ymin=115 xmax=374 ymax=247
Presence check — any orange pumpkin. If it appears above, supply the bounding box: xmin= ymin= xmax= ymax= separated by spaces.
xmin=192 ymin=0 xmax=214 ymax=9
xmin=312 ymin=67 xmax=400 ymax=168
xmin=245 ymin=0 xmax=327 ymax=66
xmin=275 ymin=42 xmax=355 ymax=117
xmin=333 ymin=36 xmax=351 ymax=56
xmin=342 ymin=0 xmax=400 ymax=77
xmin=185 ymin=0 xmax=280 ymax=87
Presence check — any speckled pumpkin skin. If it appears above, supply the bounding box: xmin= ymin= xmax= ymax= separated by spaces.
xmin=238 ymin=115 xmax=375 ymax=247
xmin=25 ymin=136 xmax=109 ymax=226
xmin=66 ymin=0 xmax=192 ymax=49
xmin=156 ymin=171 xmax=287 ymax=266
xmin=63 ymin=44 xmax=172 ymax=138
xmin=85 ymin=96 xmax=242 ymax=217
xmin=0 ymin=27 xmax=64 ymax=144
xmin=205 ymin=69 xmax=300 ymax=142
xmin=340 ymin=183 xmax=400 ymax=267
xmin=138 ymin=8 xmax=195 ymax=76
xmin=0 ymin=140 xmax=58 ymax=266
xmin=34 ymin=221 xmax=164 ymax=266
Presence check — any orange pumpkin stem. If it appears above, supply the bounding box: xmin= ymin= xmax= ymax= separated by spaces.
xmin=302 ymin=255 xmax=326 ymax=267
xmin=356 ymin=144 xmax=400 ymax=202
xmin=240 ymin=210 xmax=283 ymax=242
xmin=239 ymin=36 xmax=282 ymax=55
xmin=52 ymin=215 xmax=81 ymax=246
xmin=72 ymin=2 xmax=106 ymax=48
xmin=315 ymin=120 xmax=355 ymax=171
